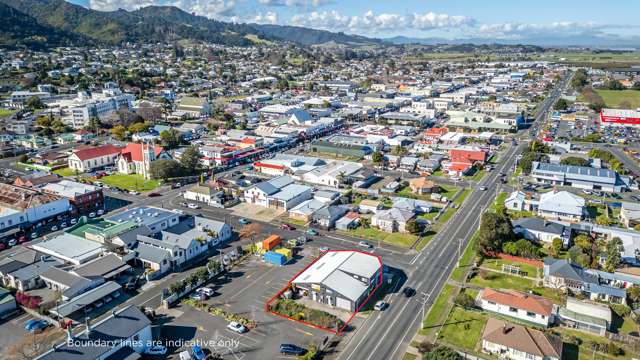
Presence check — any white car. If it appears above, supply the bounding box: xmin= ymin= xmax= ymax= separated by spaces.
xmin=97 ymin=209 xmax=104 ymax=216
xmin=196 ymin=287 xmax=215 ymax=297
xmin=358 ymin=241 xmax=371 ymax=248
xmin=70 ymin=218 xmax=77 ymax=225
xmin=144 ymin=345 xmax=167 ymax=355
xmin=129 ymin=190 xmax=140 ymax=195
xmin=89 ymin=212 xmax=96 ymax=218
xmin=187 ymin=203 xmax=200 ymax=209
xmin=51 ymin=225 xmax=59 ymax=232
xmin=227 ymin=321 xmax=248 ymax=333
xmin=374 ymin=300 xmax=388 ymax=311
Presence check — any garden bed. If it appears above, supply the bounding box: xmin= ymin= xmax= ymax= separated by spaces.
xmin=269 ymin=299 xmax=344 ymax=330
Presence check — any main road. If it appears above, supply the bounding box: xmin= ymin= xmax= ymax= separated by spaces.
xmin=336 ymin=73 xmax=572 ymax=360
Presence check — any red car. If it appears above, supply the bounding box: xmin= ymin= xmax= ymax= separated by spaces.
xmin=281 ymin=224 xmax=295 ymax=230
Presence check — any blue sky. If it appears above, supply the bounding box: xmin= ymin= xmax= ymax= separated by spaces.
xmin=67 ymin=0 xmax=640 ymax=40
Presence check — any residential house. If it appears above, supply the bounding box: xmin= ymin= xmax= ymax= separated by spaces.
xmin=358 ymin=199 xmax=382 ymax=214
xmin=372 ymin=208 xmax=415 ymax=233
xmin=183 ymin=184 xmax=227 ymax=207
xmin=538 ymin=190 xmax=586 ymax=222
xmin=543 ymin=258 xmax=627 ymax=304
xmin=408 ymin=177 xmax=439 ymax=195
xmin=392 ymin=197 xmax=433 ymax=214
xmin=312 ymin=205 xmax=349 ymax=229
xmin=481 ymin=318 xmax=563 ymax=360
xmin=478 ymin=288 xmax=555 ymax=327
xmin=176 ymin=96 xmax=212 ymax=117
xmin=335 ymin=212 xmax=360 ymax=230
xmin=512 ymin=218 xmax=568 ymax=244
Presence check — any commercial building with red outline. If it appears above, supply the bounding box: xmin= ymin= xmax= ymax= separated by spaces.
xmin=600 ymin=108 xmax=640 ymax=127
xmin=265 ymin=249 xmax=383 ymax=335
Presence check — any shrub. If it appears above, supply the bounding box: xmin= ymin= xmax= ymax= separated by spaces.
xmin=610 ymin=304 xmax=631 ymax=318
xmin=454 ymin=292 xmax=475 ymax=308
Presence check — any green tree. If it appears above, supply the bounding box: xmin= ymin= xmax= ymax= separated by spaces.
xmin=606 ymin=79 xmax=625 ymax=90
xmin=371 ymin=151 xmax=384 ymax=164
xmin=571 ymin=69 xmax=588 ymax=88
xmin=26 ymin=96 xmax=45 ymax=109
xmin=574 ymin=234 xmax=592 ymax=249
xmin=423 ymin=345 xmax=461 ymax=360
xmin=554 ymin=98 xmax=569 ymax=111
xmin=551 ymin=238 xmax=564 ymax=257
xmin=160 ymin=129 xmax=182 ymax=149
xmin=276 ymin=78 xmax=289 ymax=91
xmin=605 ymin=237 xmax=624 ymax=272
xmin=392 ymin=144 xmax=408 ymax=156
xmin=478 ymin=211 xmax=514 ymax=254
xmin=567 ymin=245 xmax=584 ymax=264
xmin=180 ymin=146 xmax=202 ymax=175
xmin=149 ymin=159 xmax=183 ymax=180
xmin=405 ymin=219 xmax=421 ymax=234
xmin=110 ymin=125 xmax=126 ymax=141
xmin=128 ymin=122 xmax=150 ymax=134
xmin=560 ymin=157 xmax=590 ymax=167
xmin=85 ymin=117 xmax=101 ymax=133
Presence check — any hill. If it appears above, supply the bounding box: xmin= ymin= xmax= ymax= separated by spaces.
xmin=0 ymin=2 xmax=84 ymax=49
xmin=0 ymin=0 xmax=380 ymax=48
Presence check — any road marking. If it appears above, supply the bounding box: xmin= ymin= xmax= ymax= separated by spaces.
xmin=294 ymin=327 xmax=314 ymax=336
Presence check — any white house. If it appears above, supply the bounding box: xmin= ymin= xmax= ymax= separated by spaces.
xmin=478 ymin=288 xmax=555 ymax=327
xmin=482 ymin=318 xmax=563 ymax=360
xmin=244 ymin=176 xmax=312 ymax=210
xmin=538 ymin=190 xmax=586 ymax=222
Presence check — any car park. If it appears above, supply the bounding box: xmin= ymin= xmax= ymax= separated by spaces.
xmin=227 ymin=321 xmax=248 ymax=333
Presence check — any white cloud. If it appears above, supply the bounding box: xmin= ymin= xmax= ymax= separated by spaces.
xmin=89 ymin=0 xmax=236 ymax=18
xmin=477 ymin=21 xmax=633 ymax=39
xmin=251 ymin=11 xmax=279 ymax=24
xmin=257 ymin=0 xmax=331 ymax=7
xmin=290 ymin=9 xmax=474 ymax=33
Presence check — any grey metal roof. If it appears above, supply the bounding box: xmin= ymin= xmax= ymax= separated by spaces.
xmin=272 ymin=184 xmax=311 ymax=201
xmin=512 ymin=217 xmax=565 ymax=235
xmin=134 ymin=242 xmax=170 ymax=264
xmin=38 ymin=305 xmax=150 ymax=360
xmin=40 ymin=267 xmax=90 ymax=288
xmin=532 ymin=162 xmax=617 ymax=184
xmin=50 ymin=281 xmax=122 ymax=318
xmin=9 ymin=256 xmax=62 ymax=281
xmin=73 ymin=254 xmax=131 ymax=279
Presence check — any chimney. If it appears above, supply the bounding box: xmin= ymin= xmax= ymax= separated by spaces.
xmin=85 ymin=317 xmax=91 ymax=336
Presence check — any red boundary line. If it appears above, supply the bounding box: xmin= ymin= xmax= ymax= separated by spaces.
xmin=264 ymin=249 xmax=383 ymax=335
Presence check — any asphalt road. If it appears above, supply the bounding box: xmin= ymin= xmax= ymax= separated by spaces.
xmin=335 ymin=73 xmax=571 ymax=360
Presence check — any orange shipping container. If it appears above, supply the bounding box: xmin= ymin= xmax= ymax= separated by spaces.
xmin=262 ymin=235 xmax=281 ymax=251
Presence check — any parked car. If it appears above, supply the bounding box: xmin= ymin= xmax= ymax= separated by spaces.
xmin=227 ymin=321 xmax=248 ymax=333
xmin=196 ymin=287 xmax=215 ymax=297
xmin=97 ymin=209 xmax=104 ymax=215
xmin=144 ymin=345 xmax=168 ymax=355
xmin=50 ymin=225 xmax=58 ymax=232
xmin=191 ymin=345 xmax=206 ymax=360
xmin=306 ymin=228 xmax=318 ymax=236
xmin=187 ymin=203 xmax=200 ymax=209
xmin=190 ymin=292 xmax=207 ymax=301
xmin=358 ymin=241 xmax=372 ymax=248
xmin=60 ymin=222 xmax=67 ymax=228
xmin=238 ymin=218 xmax=250 ymax=225
xmin=319 ymin=246 xmax=330 ymax=253
xmin=374 ymin=301 xmax=388 ymax=311
xmin=129 ymin=190 xmax=140 ymax=195
xmin=88 ymin=212 xmax=96 ymax=218
xmin=148 ymin=192 xmax=162 ymax=197
xmin=280 ymin=344 xmax=307 ymax=356
xmin=25 ymin=319 xmax=48 ymax=332
xmin=281 ymin=223 xmax=294 ymax=230
xmin=179 ymin=351 xmax=192 ymax=360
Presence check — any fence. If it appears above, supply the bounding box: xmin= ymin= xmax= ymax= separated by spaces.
xmin=490 ymin=252 xmax=543 ymax=268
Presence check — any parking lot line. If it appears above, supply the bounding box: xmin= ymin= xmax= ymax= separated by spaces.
xmin=294 ymin=327 xmax=314 ymax=337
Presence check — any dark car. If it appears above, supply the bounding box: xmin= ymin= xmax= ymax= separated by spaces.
xmin=402 ymin=287 xmax=416 ymax=298
xmin=147 ymin=192 xmax=162 ymax=197
xmin=280 ymin=344 xmax=307 ymax=356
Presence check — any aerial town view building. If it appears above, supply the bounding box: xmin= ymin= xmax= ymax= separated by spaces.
xmin=1 ymin=0 xmax=640 ymax=359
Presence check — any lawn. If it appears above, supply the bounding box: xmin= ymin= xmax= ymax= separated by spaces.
xmin=452 ymin=189 xmax=471 ymax=207
xmin=100 ymin=174 xmax=159 ymax=192
xmin=421 ymin=284 xmax=456 ymax=334
xmin=553 ymin=327 xmax=634 ymax=360
xmin=437 ymin=207 xmax=456 ymax=225
xmin=468 ymin=270 xmax=537 ymax=292
xmin=342 ymin=227 xmax=418 ymax=248
xmin=53 ymin=167 xmax=78 ymax=177
xmin=596 ymin=89 xmax=640 ymax=109
xmin=436 ymin=306 xmax=487 ymax=351
xmin=0 ymin=109 xmax=18 ymax=117
xmin=415 ymin=231 xmax=436 ymax=251
xmin=466 ymin=168 xmax=486 ymax=182
xmin=491 ymin=192 xmax=508 ymax=212
xmin=439 ymin=184 xmax=459 ymax=200
xmin=481 ymin=258 xmax=540 ymax=278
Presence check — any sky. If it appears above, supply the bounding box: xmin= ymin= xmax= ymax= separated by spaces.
xmin=66 ymin=0 xmax=640 ymax=42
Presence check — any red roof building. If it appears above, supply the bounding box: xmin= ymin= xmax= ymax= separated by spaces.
xmin=449 ymin=148 xmax=488 ymax=163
